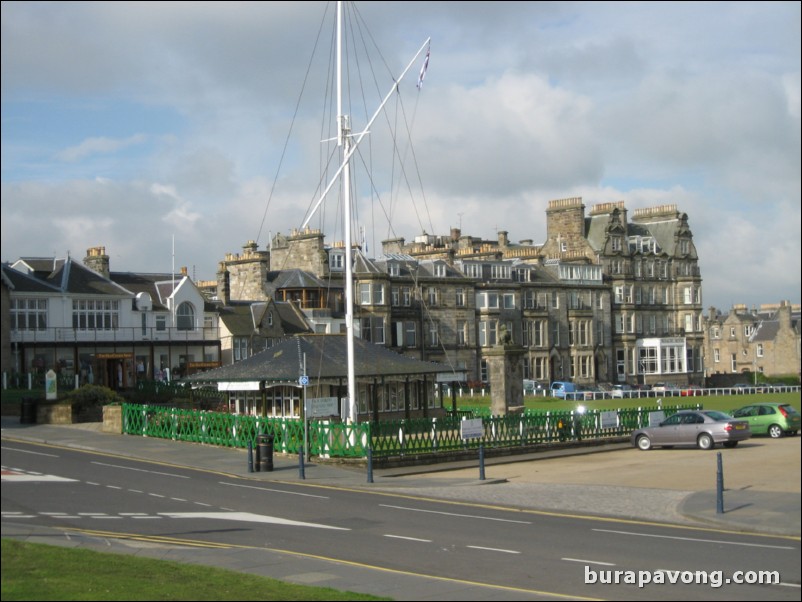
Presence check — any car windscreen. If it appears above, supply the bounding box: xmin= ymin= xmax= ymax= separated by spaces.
xmin=702 ymin=410 xmax=733 ymax=421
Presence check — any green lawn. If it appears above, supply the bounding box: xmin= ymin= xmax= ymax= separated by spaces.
xmin=452 ymin=391 xmax=801 ymax=414
xmin=1 ymin=539 xmax=388 ymax=601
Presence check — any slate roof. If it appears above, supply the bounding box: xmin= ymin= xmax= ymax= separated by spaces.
xmin=185 ymin=334 xmax=446 ymax=383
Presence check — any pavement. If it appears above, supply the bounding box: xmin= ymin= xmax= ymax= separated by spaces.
xmin=2 ymin=417 xmax=799 ymax=538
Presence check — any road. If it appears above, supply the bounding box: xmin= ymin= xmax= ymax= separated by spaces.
xmin=2 ymin=439 xmax=800 ymax=601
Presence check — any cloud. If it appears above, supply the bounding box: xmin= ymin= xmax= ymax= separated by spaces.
xmin=56 ymin=134 xmax=147 ymax=162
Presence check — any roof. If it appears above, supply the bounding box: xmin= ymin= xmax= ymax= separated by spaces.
xmin=185 ymin=334 xmax=447 ymax=383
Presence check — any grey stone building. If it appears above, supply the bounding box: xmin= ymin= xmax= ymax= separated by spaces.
xmin=213 ymin=198 xmax=704 ymax=389
xmin=704 ymin=301 xmax=801 ymax=383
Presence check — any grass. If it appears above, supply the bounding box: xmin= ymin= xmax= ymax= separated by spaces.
xmin=1 ymin=539 xmax=388 ymax=601
xmin=452 ymin=392 xmax=800 ymax=414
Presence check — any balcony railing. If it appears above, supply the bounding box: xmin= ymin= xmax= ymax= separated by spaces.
xmin=10 ymin=326 xmax=221 ymax=344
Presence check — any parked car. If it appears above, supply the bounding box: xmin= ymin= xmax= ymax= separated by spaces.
xmin=681 ymin=384 xmax=704 ymax=397
xmin=631 ymin=410 xmax=751 ymax=451
xmin=550 ymin=381 xmax=577 ymax=399
xmin=652 ymin=382 xmax=680 ymax=396
xmin=730 ymin=403 xmax=801 ymax=438
xmin=610 ymin=384 xmax=633 ymax=398
xmin=522 ymin=379 xmax=546 ymax=394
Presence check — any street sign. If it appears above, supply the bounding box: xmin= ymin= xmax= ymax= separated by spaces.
xmin=306 ymin=397 xmax=339 ymax=418
xmin=460 ymin=418 xmax=484 ymax=440
xmin=299 ymin=375 xmax=309 ymax=386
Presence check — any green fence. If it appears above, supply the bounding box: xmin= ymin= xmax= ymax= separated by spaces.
xmin=121 ymin=404 xmax=368 ymax=457
xmin=122 ymin=402 xmax=699 ymax=459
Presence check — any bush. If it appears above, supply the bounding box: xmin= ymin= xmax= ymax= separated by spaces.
xmin=62 ymin=384 xmax=124 ymax=412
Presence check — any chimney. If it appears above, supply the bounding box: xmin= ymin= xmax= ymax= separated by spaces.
xmin=83 ymin=246 xmax=110 ymax=279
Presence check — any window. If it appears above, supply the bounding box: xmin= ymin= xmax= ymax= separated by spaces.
xmin=611 ymin=236 xmax=621 ymax=252
xmin=330 ymin=252 xmax=344 ymax=270
xmin=491 ymin=264 xmax=510 ymax=279
xmin=393 ymin=321 xmax=417 ymax=347
xmin=711 ymin=326 xmax=720 ymax=339
xmin=388 ymin=263 xmax=400 ymax=276
xmin=457 ymin=320 xmax=468 ymax=346
xmin=401 ymin=286 xmax=411 ymax=307
xmin=234 ymin=337 xmax=249 ymax=361
xmin=730 ymin=327 xmax=736 ymax=338
xmin=156 ymin=315 xmax=167 ymax=331
xmin=479 ymin=320 xmax=497 ymax=347
xmin=72 ymin=299 xmax=120 ymax=331
xmin=434 ymin=263 xmax=446 ymax=277
xmin=731 ymin=354 xmax=737 ymax=372
xmin=426 ymin=286 xmax=438 ymax=306
xmin=463 ymin=263 xmax=482 ymax=278
xmin=714 ymin=349 xmax=720 ymax=363
xmin=503 ymin=293 xmax=515 ymax=309
xmin=476 ymin=291 xmax=499 ymax=309
xmin=639 ymin=347 xmax=658 ymax=374
xmin=455 ymin=288 xmax=465 ymax=307
xmin=359 ymin=317 xmax=385 ymax=344
xmin=480 ymin=360 xmax=488 ymax=383
xmin=551 ymin=321 xmax=560 ymax=346
xmin=359 ymin=283 xmax=384 ymax=305
xmin=744 ymin=325 xmax=754 ymax=338
xmin=391 ymin=287 xmax=400 ymax=306
xmin=427 ymin=320 xmax=439 ymax=346
xmin=757 ymin=343 xmax=763 ymax=357
xmin=10 ymin=298 xmax=47 ymax=331
xmin=176 ymin=302 xmax=195 ymax=331
xmin=551 ymin=291 xmax=559 ymax=309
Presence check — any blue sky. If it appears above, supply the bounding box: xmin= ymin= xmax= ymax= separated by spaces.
xmin=2 ymin=1 xmax=800 ymax=311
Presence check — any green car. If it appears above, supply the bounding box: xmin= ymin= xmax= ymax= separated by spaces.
xmin=731 ymin=403 xmax=801 ymax=438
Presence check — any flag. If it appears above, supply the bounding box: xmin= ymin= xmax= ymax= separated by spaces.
xmin=416 ymin=46 xmax=430 ymax=89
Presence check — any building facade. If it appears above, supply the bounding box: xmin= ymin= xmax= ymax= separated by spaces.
xmin=704 ymin=301 xmax=801 ymax=383
xmin=213 ymin=198 xmax=704 ymax=388
xmin=3 ymin=247 xmax=222 ymax=388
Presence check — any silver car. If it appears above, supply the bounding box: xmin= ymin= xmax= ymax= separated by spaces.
xmin=631 ymin=410 xmax=751 ymax=451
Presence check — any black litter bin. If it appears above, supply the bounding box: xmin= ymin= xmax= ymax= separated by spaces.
xmin=20 ymin=398 xmax=38 ymax=425
xmin=257 ymin=433 xmax=275 ymax=472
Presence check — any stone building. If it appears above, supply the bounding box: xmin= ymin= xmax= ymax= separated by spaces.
xmin=704 ymin=301 xmax=801 ymax=383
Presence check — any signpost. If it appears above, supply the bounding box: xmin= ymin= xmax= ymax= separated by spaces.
xmin=460 ymin=418 xmax=486 ymax=480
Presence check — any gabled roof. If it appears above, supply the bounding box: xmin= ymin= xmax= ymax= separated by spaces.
xmin=185 ymin=334 xmax=445 ymax=383
xmin=217 ymin=300 xmax=312 ymax=336
xmin=266 ymin=269 xmax=327 ymax=289
xmin=2 ymin=264 xmax=61 ymax=293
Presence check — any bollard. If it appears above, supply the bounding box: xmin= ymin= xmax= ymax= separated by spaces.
xmin=247 ymin=441 xmax=254 ymax=473
xmin=367 ymin=448 xmax=374 ymax=483
xmin=716 ymin=452 xmax=724 ymax=514
xmin=479 ymin=444 xmax=486 ymax=481
xmin=298 ymin=450 xmax=305 ymax=478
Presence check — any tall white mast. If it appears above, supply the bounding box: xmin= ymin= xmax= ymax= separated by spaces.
xmin=300 ymin=1 xmax=429 ymax=426
xmin=338 ymin=1 xmax=358 ymax=425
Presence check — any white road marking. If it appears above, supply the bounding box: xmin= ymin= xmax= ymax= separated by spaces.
xmin=160 ymin=512 xmax=350 ymax=530
xmin=91 ymin=462 xmax=189 ymax=479
xmin=1 ymin=473 xmax=77 ymax=482
xmin=220 ymin=481 xmax=329 ymax=499
xmin=379 ymin=504 xmax=532 ymax=524
xmin=467 ymin=545 xmax=521 ymax=554
xmin=593 ymin=529 xmax=796 ymax=550
xmin=1 ymin=447 xmax=59 ymax=457
xmin=383 ymin=534 xmax=432 ymax=543
xmin=563 ymin=558 xmax=616 ymax=566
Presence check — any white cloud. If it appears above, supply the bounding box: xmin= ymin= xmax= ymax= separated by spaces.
xmin=56 ymin=134 xmax=147 ymax=162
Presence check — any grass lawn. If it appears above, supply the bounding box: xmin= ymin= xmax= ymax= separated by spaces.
xmin=1 ymin=539 xmax=387 ymax=601
xmin=453 ymin=392 xmax=801 ymax=414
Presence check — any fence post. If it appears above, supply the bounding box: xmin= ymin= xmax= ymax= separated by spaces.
xmin=716 ymin=452 xmax=724 ymax=514
xmin=367 ymin=447 xmax=374 ymax=483
xmin=479 ymin=444 xmax=485 ymax=481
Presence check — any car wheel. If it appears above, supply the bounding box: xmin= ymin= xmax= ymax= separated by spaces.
xmin=636 ymin=435 xmax=652 ymax=451
xmin=723 ymin=441 xmax=738 ymax=448
xmin=697 ymin=433 xmax=715 ymax=450
xmin=768 ymin=424 xmax=784 ymax=439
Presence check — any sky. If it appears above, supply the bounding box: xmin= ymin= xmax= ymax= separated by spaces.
xmin=2 ymin=1 xmax=800 ymax=313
